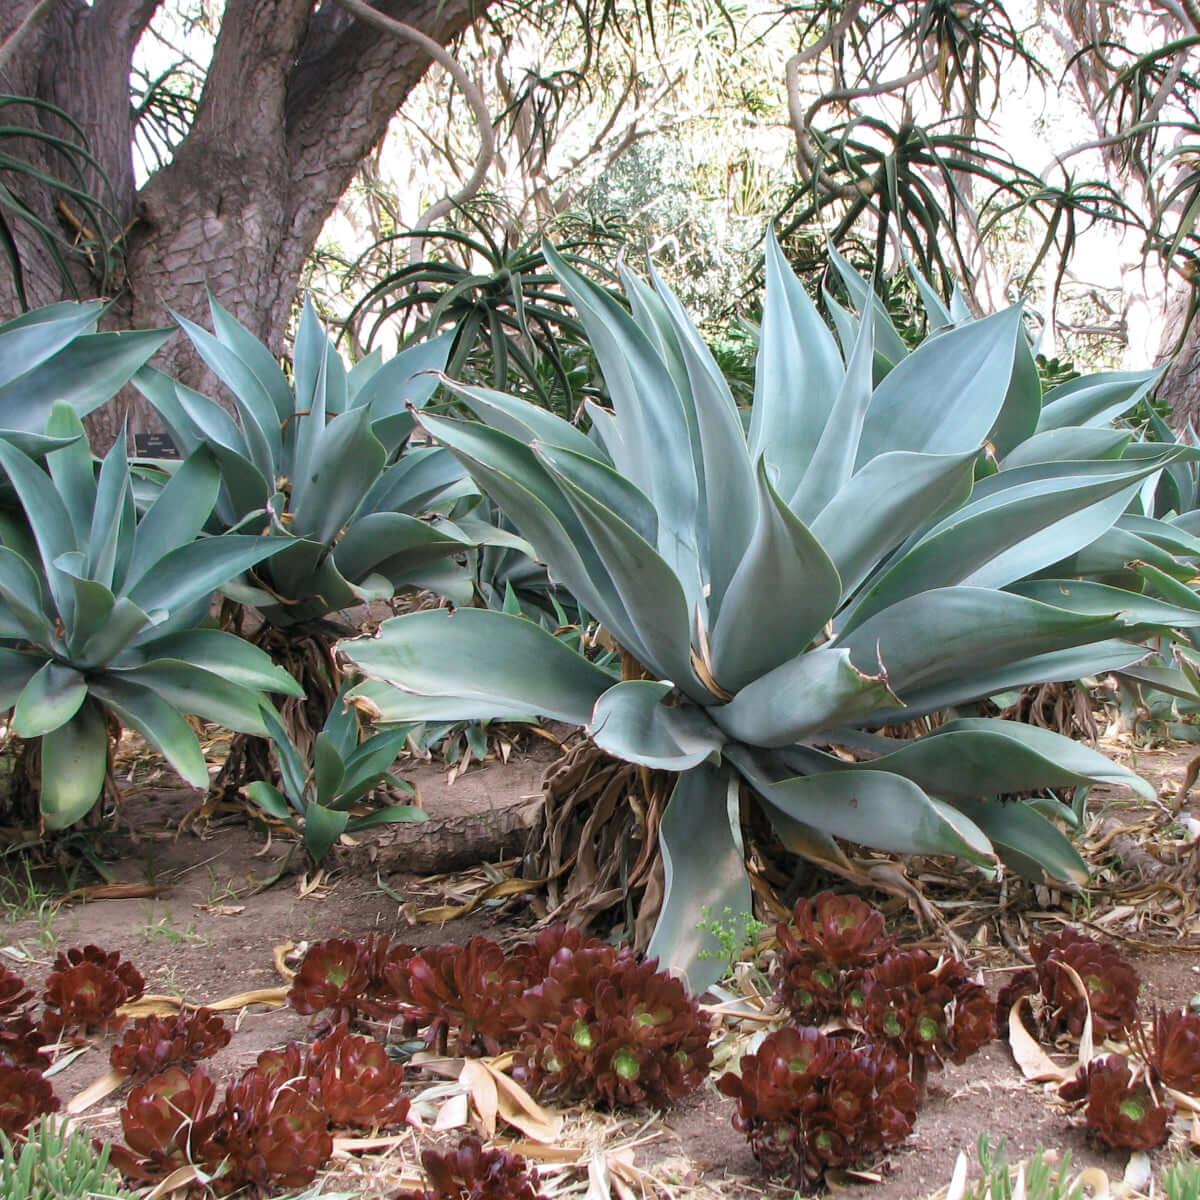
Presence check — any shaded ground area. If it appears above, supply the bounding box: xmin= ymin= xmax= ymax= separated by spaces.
xmin=4 ymin=737 xmax=1200 ymax=1198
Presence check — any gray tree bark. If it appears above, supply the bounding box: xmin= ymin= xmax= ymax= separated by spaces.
xmin=0 ymin=0 xmax=489 ymax=445
xmin=1157 ymin=283 xmax=1200 ymax=430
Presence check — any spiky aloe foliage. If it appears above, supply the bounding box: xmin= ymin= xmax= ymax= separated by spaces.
xmin=396 ymin=1136 xmax=547 ymax=1200
xmin=340 ymin=231 xmax=1184 ymax=991
xmin=387 ymin=936 xmax=533 ymax=1056
xmin=109 ymin=1008 xmax=231 ymax=1080
xmin=718 ymin=1026 xmax=918 ymax=1189
xmin=286 ymin=934 xmax=412 ymax=1027
xmin=775 ymin=891 xmax=894 ymax=1024
xmin=0 ymin=1064 xmax=57 ymax=1137
xmin=1143 ymin=1008 xmax=1200 ymax=1094
xmin=860 ymin=951 xmax=995 ymax=1073
xmin=304 ymin=1024 xmax=411 ymax=1130
xmin=1032 ymin=928 xmax=1140 ymax=1040
xmin=0 ymin=1115 xmax=137 ymax=1200
xmin=513 ymin=942 xmax=712 ymax=1108
xmin=1059 ymin=1054 xmax=1172 ymax=1150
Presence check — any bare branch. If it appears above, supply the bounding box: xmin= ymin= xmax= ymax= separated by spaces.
xmin=334 ymin=0 xmax=494 ymax=262
xmin=0 ymin=0 xmax=58 ymax=82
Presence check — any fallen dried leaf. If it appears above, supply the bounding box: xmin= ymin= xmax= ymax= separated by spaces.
xmin=481 ymin=1059 xmax=563 ymax=1143
xmin=66 ymin=1067 xmax=124 ymax=1114
xmin=1008 ymin=998 xmax=1072 ymax=1083
xmin=460 ymin=1058 xmax=498 ymax=1138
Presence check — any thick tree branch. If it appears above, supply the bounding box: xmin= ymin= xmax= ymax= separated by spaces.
xmin=0 ymin=0 xmax=56 ymax=80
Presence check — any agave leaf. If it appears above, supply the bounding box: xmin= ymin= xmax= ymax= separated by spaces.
xmin=543 ymin=242 xmax=704 ymax=615
xmin=125 ymin=534 xmax=287 ymax=618
xmin=12 ymin=660 xmax=86 ymax=738
xmin=747 ymin=230 xmax=845 ymax=501
xmin=245 ymin=780 xmax=296 ymax=822
xmin=826 ymin=242 xmax=910 ymax=368
xmin=130 ymin=366 xmax=205 ymax=459
xmin=359 ymin=446 xmax=471 ymax=516
xmin=1117 ymin=662 xmax=1200 ymax=702
xmin=711 ymin=645 xmax=901 ymax=748
xmin=1051 ymin=525 xmax=1187 ymax=581
xmin=0 ymin=436 xmax=77 ymax=628
xmin=338 ymin=730 xmax=410 ymax=805
xmin=1119 ymin=513 xmax=1200 ymax=558
xmin=346 ymin=677 xmax=536 ymax=724
xmin=0 ymin=647 xmax=44 ymax=707
xmin=114 ymin=661 xmax=270 ymax=736
xmin=0 ymin=543 xmax=53 ymax=644
xmin=844 ymin=460 xmax=1164 ymax=629
xmin=904 ymin=253 xmax=954 ymax=328
xmin=0 ymin=301 xmax=100 ymax=386
xmin=322 ymin=685 xmax=360 ymax=761
xmin=621 ymin=261 xmax=693 ymax=402
xmin=123 ymin=447 xmax=221 ymax=590
xmin=710 ymin=461 xmax=841 ymax=692
xmin=1000 ymin=427 xmax=1130 ymax=469
xmin=77 ymin=596 xmax=153 ymax=667
xmin=645 ymin=763 xmax=751 ymax=994
xmin=290 ymin=299 xmax=329 ymax=502
xmin=728 ymin=745 xmax=997 ymax=869
xmin=259 ymin=703 xmax=308 ymax=804
xmin=446 ymin=378 xmax=601 ymax=460
xmin=132 ymin=629 xmax=305 ymax=696
xmin=171 ymin=308 xmax=283 ymax=475
xmin=1008 ymin=578 xmax=1200 ymax=628
xmin=788 ymin=300 xmax=875 ymax=522
xmin=44 ymin=403 xmax=96 ymax=546
xmin=346 ymin=804 xmax=427 ymax=831
xmin=856 ymin=307 xmax=1023 ymax=466
xmin=39 ymin=698 xmax=108 ymax=829
xmin=532 ymin=442 xmax=657 ymax=547
xmin=206 ymin=293 xmax=292 ymax=424
xmin=838 ymin=587 xmax=1133 ymax=699
xmin=1037 ymin=368 xmax=1163 ymax=432
xmin=313 ymin=733 xmax=346 ymax=805
xmin=988 ymin=332 xmax=1042 ymax=459
xmin=0 ymin=329 xmax=170 ymax=434
xmin=333 ymin=513 xmax=474 ymax=587
xmin=342 ymin=608 xmax=616 ymax=726
xmin=57 ymin=565 xmax=117 ymax=657
xmin=949 ymin=795 xmax=1088 ymax=886
xmin=357 ymin=328 xmax=453 ymax=453
xmin=303 ymin=802 xmax=351 ymax=862
xmin=289 ymin=406 xmax=386 ymax=546
xmin=588 ymin=679 xmax=726 ymax=770
xmin=85 ymin=434 xmax=133 ymax=590
xmin=89 ymin=675 xmax=208 ymax=788
xmin=810 ymin=449 xmax=979 ymax=601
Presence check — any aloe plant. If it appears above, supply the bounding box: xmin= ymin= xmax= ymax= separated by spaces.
xmin=133 ymin=295 xmax=482 ymax=625
xmin=339 ymin=232 xmax=1195 ymax=991
xmin=0 ymin=404 xmax=300 ymax=828
xmin=243 ymin=683 xmax=425 ymax=862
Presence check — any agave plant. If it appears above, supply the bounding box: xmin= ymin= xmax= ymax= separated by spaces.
xmin=0 ymin=403 xmax=301 ymax=827
xmin=340 ymin=231 xmax=1196 ymax=991
xmin=133 ymin=295 xmax=481 ymax=626
xmin=243 ymin=681 xmax=424 ymax=861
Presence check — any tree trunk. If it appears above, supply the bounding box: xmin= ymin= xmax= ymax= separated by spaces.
xmin=1156 ymin=283 xmax=1200 ymax=430
xmin=0 ymin=0 xmax=491 ymax=447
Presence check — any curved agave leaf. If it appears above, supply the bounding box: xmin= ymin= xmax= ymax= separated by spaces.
xmin=646 ymin=763 xmax=751 ymax=993
xmin=710 ymin=461 xmax=841 ymax=692
xmin=346 ymin=677 xmax=536 ymax=724
xmin=588 ymin=679 xmax=726 ymax=770
xmin=342 ymin=608 xmax=616 ymax=727
xmin=1001 ymin=427 xmax=1130 ymax=468
xmin=131 ymin=629 xmax=304 ymax=696
xmin=1037 ymin=368 xmax=1163 ymax=432
xmin=12 ymin=661 xmax=87 ymax=738
xmin=1009 ymin=578 xmax=1200 ymax=628
xmin=359 ymin=446 xmax=472 ymax=517
xmin=39 ymin=699 xmax=108 ymax=830
xmin=333 ymin=513 xmax=473 ymax=587
xmin=114 ymin=661 xmax=270 ymax=736
xmin=988 ymin=328 xmax=1042 ymax=459
xmin=949 ymin=795 xmax=1088 ymax=886
xmin=0 ymin=648 xmax=43 ymax=708
xmin=0 ymin=543 xmax=54 ymax=644
xmin=446 ymin=377 xmax=600 ymax=460
xmin=206 ymin=293 xmax=292 ymax=424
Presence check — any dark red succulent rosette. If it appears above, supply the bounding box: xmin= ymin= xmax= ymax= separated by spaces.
xmin=287 ymin=934 xmax=411 ymax=1028
xmin=195 ymin=1063 xmax=333 ymax=1195
xmin=110 ymin=1008 xmax=231 ymax=1080
xmin=1032 ymin=928 xmax=1140 ymax=1040
xmin=109 ymin=1067 xmax=221 ymax=1182
xmin=53 ymin=944 xmax=145 ymax=1001
xmin=387 ymin=937 xmax=531 ymax=1055
xmin=0 ymin=962 xmax=32 ymax=1018
xmin=1143 ymin=1007 xmax=1200 ymax=1095
xmin=1059 ymin=1054 xmax=1172 ymax=1150
xmin=305 ymin=1024 xmax=411 ymax=1130
xmin=793 ymin=892 xmax=895 ymax=968
xmin=513 ymin=946 xmax=710 ymax=1108
xmin=0 ymin=1062 xmax=58 ymax=1136
xmin=395 ymin=1136 xmax=547 ymax=1200
xmin=40 ymin=961 xmax=133 ymax=1039
xmin=718 ymin=1027 xmax=917 ymax=1189
xmin=0 ymin=1012 xmax=49 ymax=1068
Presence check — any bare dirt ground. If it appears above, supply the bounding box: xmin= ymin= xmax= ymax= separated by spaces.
xmin=4 ymin=734 xmax=1200 ymax=1199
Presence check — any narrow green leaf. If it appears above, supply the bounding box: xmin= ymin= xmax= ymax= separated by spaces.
xmin=1037 ymin=368 xmax=1163 ymax=432
xmin=44 ymin=403 xmax=95 ymax=547
xmin=137 ymin=629 xmax=305 ymax=696
xmin=346 ymin=804 xmax=428 ymax=832
xmin=244 ymin=781 xmax=297 ymax=822
xmin=313 ymin=733 xmax=346 ymax=805
xmin=113 ymin=660 xmax=270 ymax=735
xmin=207 ymin=293 xmax=292 ymax=423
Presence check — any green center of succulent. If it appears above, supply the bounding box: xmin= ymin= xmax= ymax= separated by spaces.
xmin=1087 ymin=975 xmax=1108 ymax=995
xmin=613 ymin=1047 xmax=640 ymax=1079
xmin=572 ymin=1021 xmax=594 ymax=1049
xmin=814 ymin=967 xmax=836 ymax=991
xmin=883 ymin=1012 xmax=903 ymax=1038
xmin=542 ymin=1050 xmax=562 ymax=1073
xmin=788 ymin=1053 xmax=814 ymax=1073
xmin=814 ymin=1131 xmax=833 ymax=1150
xmin=328 ymin=964 xmax=350 ymax=986
xmin=1119 ymin=1096 xmax=1147 ymax=1122
xmin=917 ymin=1015 xmax=941 ymax=1042
xmin=796 ymin=988 xmax=814 ymax=1008
xmin=634 ymin=1007 xmax=669 ymax=1027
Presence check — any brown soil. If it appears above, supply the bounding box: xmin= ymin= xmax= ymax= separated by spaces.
xmin=4 ymin=737 xmax=1200 ymax=1199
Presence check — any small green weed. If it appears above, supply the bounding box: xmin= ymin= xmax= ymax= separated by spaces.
xmin=961 ymin=1135 xmax=1085 ymax=1200
xmin=0 ymin=1115 xmax=136 ymax=1199
xmin=696 ymin=905 xmax=767 ymax=978
xmin=1164 ymin=1158 xmax=1200 ymax=1200
xmin=139 ymin=908 xmax=204 ymax=946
